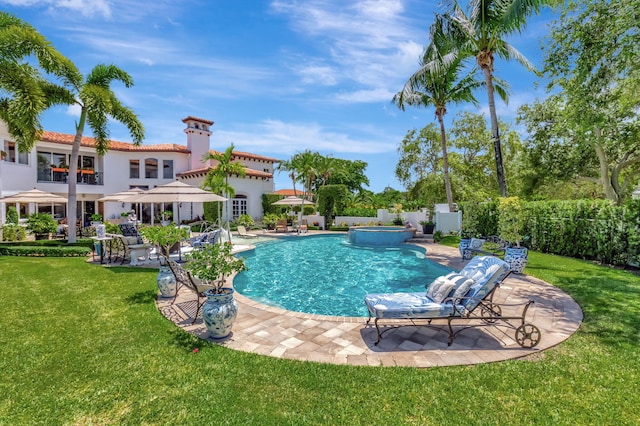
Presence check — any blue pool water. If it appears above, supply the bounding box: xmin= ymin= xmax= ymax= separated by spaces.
xmin=233 ymin=234 xmax=452 ymax=317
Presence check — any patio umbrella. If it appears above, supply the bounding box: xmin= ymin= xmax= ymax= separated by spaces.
xmin=97 ymin=187 xmax=145 ymax=202
xmin=0 ymin=188 xmax=68 ymax=221
xmin=272 ymin=196 xmax=315 ymax=229
xmin=0 ymin=188 xmax=67 ymax=204
xmin=98 ymin=188 xmax=146 ymax=223
xmin=272 ymin=196 xmax=315 ymax=206
xmin=124 ymin=181 xmax=227 ymax=259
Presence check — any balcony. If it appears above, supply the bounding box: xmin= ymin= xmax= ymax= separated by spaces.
xmin=38 ymin=168 xmax=104 ymax=185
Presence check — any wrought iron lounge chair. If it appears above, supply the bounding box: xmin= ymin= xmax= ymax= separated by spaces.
xmin=364 ymin=256 xmax=540 ymax=348
xmin=167 ymin=260 xmax=214 ymax=323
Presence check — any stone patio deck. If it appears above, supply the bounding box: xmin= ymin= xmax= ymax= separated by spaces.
xmin=156 ymin=238 xmax=583 ymax=367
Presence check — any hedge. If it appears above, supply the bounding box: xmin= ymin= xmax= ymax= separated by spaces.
xmin=460 ymin=199 xmax=640 ymax=267
xmin=0 ymin=245 xmax=91 ymax=257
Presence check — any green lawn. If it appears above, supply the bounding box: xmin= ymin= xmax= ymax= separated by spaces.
xmin=1 ymin=251 xmax=639 ymax=425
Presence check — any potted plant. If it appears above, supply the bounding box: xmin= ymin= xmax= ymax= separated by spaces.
xmin=420 ymin=220 xmax=436 ymax=235
xmin=186 ymin=242 xmax=247 ymax=338
xmin=26 ymin=213 xmax=57 ymax=240
xmin=139 ymin=225 xmax=190 ymax=297
xmin=498 ymin=197 xmax=528 ymax=273
xmin=90 ymin=213 xmax=103 ymax=224
xmin=391 ymin=203 xmax=404 ymax=225
xmin=262 ymin=213 xmax=280 ymax=230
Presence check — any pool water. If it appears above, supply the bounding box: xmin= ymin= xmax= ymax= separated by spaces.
xmin=233 ymin=234 xmax=452 ymax=317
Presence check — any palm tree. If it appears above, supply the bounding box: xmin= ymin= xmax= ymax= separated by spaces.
xmin=64 ymin=65 xmax=144 ymax=242
xmin=432 ymin=0 xmax=548 ymax=197
xmin=0 ymin=12 xmax=79 ymax=152
xmin=275 ymin=158 xmax=299 ymax=196
xmin=202 ymin=144 xmax=247 ymax=228
xmin=393 ymin=38 xmax=485 ymax=212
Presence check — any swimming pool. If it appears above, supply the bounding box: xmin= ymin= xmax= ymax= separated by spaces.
xmin=233 ymin=234 xmax=452 ymax=317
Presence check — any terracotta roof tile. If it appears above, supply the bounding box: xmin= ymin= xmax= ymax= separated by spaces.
xmin=208 ymin=149 xmax=279 ymax=163
xmin=41 ymin=131 xmax=190 ymax=153
xmin=181 ymin=116 xmax=214 ymax=125
xmin=177 ymin=166 xmax=273 ymax=179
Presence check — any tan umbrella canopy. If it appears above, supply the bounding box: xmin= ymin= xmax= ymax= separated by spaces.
xmin=97 ymin=187 xmax=145 ymax=202
xmin=123 ymin=181 xmax=227 ymax=204
xmin=0 ymin=188 xmax=67 ymax=204
xmin=272 ymin=196 xmax=315 ymax=227
xmin=272 ymin=196 xmax=315 ymax=206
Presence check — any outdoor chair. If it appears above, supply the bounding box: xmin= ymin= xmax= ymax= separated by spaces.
xmin=236 ymin=225 xmax=257 ymax=238
xmin=298 ymin=219 xmax=308 ymax=234
xmin=188 ymin=229 xmax=221 ymax=248
xmin=112 ymin=234 xmax=152 ymax=265
xmin=167 ymin=260 xmax=214 ymax=323
xmin=275 ymin=219 xmax=288 ymax=233
xmin=364 ymin=256 xmax=540 ymax=348
xmin=467 ymin=236 xmax=508 ymax=258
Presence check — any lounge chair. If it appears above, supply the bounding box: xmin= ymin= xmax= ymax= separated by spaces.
xmin=364 ymin=255 xmax=540 ymax=348
xmin=275 ymin=219 xmax=288 ymax=233
xmin=188 ymin=229 xmax=220 ymax=248
xmin=298 ymin=219 xmax=308 ymax=234
xmin=167 ymin=260 xmax=214 ymax=323
xmin=237 ymin=225 xmax=257 ymax=238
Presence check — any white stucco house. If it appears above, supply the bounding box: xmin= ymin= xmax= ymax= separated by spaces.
xmin=0 ymin=116 xmax=278 ymax=225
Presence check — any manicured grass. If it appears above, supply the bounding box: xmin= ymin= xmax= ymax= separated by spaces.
xmin=1 ymin=253 xmax=639 ymax=424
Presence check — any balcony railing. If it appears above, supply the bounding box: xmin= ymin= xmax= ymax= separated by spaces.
xmin=37 ymin=169 xmax=103 ymax=185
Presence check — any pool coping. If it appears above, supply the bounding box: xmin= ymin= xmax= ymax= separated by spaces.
xmin=157 ymin=237 xmax=583 ymax=367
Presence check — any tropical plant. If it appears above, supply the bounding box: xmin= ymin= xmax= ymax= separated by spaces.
xmin=0 ymin=12 xmax=79 ymax=150
xmin=236 ymin=214 xmax=254 ymax=228
xmin=5 ymin=206 xmax=18 ymax=225
xmin=202 ymin=144 xmax=247 ymax=228
xmin=90 ymin=213 xmax=103 ymax=223
xmin=431 ymin=0 xmax=549 ymax=196
xmin=138 ymin=224 xmax=188 ymax=258
xmin=1 ymin=224 xmax=26 ymax=241
xmin=393 ymin=29 xmax=484 ymax=212
xmin=185 ymin=242 xmax=246 ymax=294
xmin=62 ymin=64 xmax=145 ymax=243
xmin=26 ymin=213 xmax=57 ymax=235
xmin=498 ymin=197 xmax=526 ymax=247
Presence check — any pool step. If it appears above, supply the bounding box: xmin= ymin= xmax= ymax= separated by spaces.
xmin=407 ymin=233 xmax=434 ymax=244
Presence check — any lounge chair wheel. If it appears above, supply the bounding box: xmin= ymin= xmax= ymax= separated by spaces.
xmin=515 ymin=323 xmax=541 ymax=348
xmin=481 ymin=303 xmax=502 ymax=323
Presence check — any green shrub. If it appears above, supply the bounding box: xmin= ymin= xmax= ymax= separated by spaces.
xmin=329 ymin=226 xmax=349 ymax=232
xmin=237 ymin=214 xmax=255 ymax=228
xmin=343 ymin=207 xmax=377 ymax=217
xmin=2 ymin=224 xmax=26 ymax=241
xmin=26 ymin=213 xmax=57 ymax=235
xmin=6 ymin=206 xmax=19 ymax=225
xmin=0 ymin=245 xmax=90 ymax=257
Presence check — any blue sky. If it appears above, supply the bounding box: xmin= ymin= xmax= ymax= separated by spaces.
xmin=2 ymin=0 xmax=557 ymax=193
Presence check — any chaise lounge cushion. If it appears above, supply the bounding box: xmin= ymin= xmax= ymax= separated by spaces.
xmin=364 ymin=292 xmax=464 ymax=319
xmin=425 ymin=277 xmax=456 ymax=303
xmin=365 ymin=256 xmax=510 ymax=320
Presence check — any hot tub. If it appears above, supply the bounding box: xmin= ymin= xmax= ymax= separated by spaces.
xmin=347 ymin=226 xmax=415 ymax=246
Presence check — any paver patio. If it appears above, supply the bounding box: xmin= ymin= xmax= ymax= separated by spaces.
xmin=156 ymin=237 xmax=583 ymax=367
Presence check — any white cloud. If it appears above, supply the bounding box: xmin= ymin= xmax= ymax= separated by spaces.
xmin=212 ymin=119 xmax=396 ymax=155
xmin=1 ymin=0 xmax=111 ymax=18
xmin=270 ymin=0 xmax=430 ymax=104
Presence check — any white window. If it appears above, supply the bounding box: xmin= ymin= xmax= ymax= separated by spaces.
xmin=3 ymin=141 xmax=28 ymax=164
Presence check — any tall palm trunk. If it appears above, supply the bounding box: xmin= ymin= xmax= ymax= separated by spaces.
xmin=67 ymin=109 xmax=86 ymax=243
xmin=436 ymin=109 xmax=454 ymax=212
xmin=482 ymin=65 xmax=508 ymax=197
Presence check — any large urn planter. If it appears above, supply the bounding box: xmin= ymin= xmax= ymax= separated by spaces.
xmin=505 ymin=247 xmax=528 ymax=274
xmin=459 ymin=238 xmax=472 ymax=260
xmin=157 ymin=265 xmax=177 ymax=297
xmin=202 ymin=288 xmax=238 ymax=339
